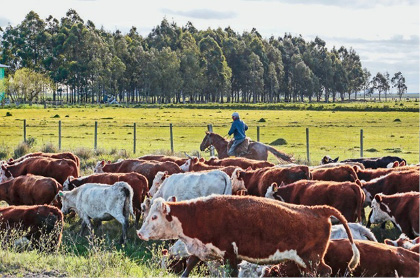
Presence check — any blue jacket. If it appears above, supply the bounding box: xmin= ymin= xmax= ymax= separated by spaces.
xmin=228 ymin=119 xmax=248 ymax=140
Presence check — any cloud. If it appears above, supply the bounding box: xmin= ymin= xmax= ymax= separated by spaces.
xmin=161 ymin=8 xmax=237 ymax=20
xmin=241 ymin=0 xmax=418 ymax=9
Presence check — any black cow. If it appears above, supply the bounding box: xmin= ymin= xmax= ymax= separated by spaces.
xmin=321 ymin=155 xmax=405 ymax=169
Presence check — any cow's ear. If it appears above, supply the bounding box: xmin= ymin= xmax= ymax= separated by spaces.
xmin=374 ymin=194 xmax=382 ymax=203
xmin=1 ymin=164 xmax=6 ymax=170
xmin=199 ymin=157 xmax=205 ymax=162
xmin=162 ymin=202 xmax=171 ymax=215
xmin=107 ymin=160 xmax=111 ymax=164
xmin=399 ymin=160 xmax=406 ymax=167
xmin=384 ymin=239 xmax=395 ymax=246
xmin=193 ymin=157 xmax=198 ymax=163
xmin=167 ymin=196 xmax=177 ymax=202
xmin=205 ymin=131 xmax=209 ymax=135
xmin=279 ymin=181 xmax=286 ymax=187
xmin=333 ymin=157 xmax=339 ymax=163
xmin=271 ymin=183 xmax=278 ymax=192
xmin=100 ymin=160 xmax=105 ymax=166
xmin=246 ymin=166 xmax=252 ymax=171
xmin=8 ymin=158 xmax=13 ymax=163
xmin=353 ymin=165 xmax=359 ymax=172
xmin=355 ymin=179 xmax=362 ymax=186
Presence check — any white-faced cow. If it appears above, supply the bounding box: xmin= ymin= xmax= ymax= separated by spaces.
xmin=0 ymin=157 xmax=79 ymax=185
xmin=370 ymin=192 xmax=419 ymax=238
xmin=137 ymin=195 xmax=360 ymax=277
xmin=265 ymin=180 xmax=365 ymax=222
xmin=59 ymin=181 xmax=134 ymax=244
xmin=384 ymin=233 xmax=420 ymax=253
xmin=0 ymin=174 xmax=62 ymax=206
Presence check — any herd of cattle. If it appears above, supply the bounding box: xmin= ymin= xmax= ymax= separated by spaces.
xmin=0 ymin=152 xmax=418 ymax=277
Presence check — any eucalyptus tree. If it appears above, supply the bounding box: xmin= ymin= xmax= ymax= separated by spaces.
xmin=199 ymin=36 xmax=231 ymax=102
xmin=146 ymin=18 xmax=181 ymax=51
xmin=126 ymin=27 xmax=144 ymax=102
xmin=155 ymin=47 xmax=181 ymax=103
xmin=178 ymin=32 xmax=203 ymax=103
xmin=370 ymin=72 xmax=389 ymax=101
xmin=245 ymin=52 xmax=264 ymax=103
xmin=361 ymin=68 xmax=371 ymax=100
xmin=391 ymin=71 xmax=407 ymax=100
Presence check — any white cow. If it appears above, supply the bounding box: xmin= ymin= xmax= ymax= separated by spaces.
xmin=59 ymin=181 xmax=134 ymax=244
xmin=330 ymin=223 xmax=377 ymax=241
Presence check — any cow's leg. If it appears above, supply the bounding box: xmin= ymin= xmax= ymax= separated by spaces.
xmin=135 ymin=210 xmax=141 ymax=229
xmin=366 ymin=210 xmax=373 ymax=228
xmin=113 ymin=214 xmax=128 ymax=244
xmin=224 ymin=255 xmax=239 ymax=277
xmin=181 ymin=255 xmax=200 ymax=277
xmin=92 ymin=219 xmax=103 ymax=236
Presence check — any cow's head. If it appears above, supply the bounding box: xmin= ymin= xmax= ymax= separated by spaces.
xmin=231 ymin=168 xmax=246 ymax=192
xmin=63 ymin=176 xmax=75 ymax=191
xmin=137 ymin=197 xmax=182 ymax=241
xmin=384 ymin=234 xmax=415 ymax=249
xmin=321 ymin=155 xmax=339 ymax=164
xmin=7 ymin=158 xmax=14 ymax=164
xmin=179 ymin=159 xmax=191 ymax=172
xmin=149 ymin=171 xmax=168 ymax=196
xmin=141 ymin=197 xmax=152 ymax=219
xmin=265 ymin=182 xmax=279 ymax=199
xmin=94 ymin=160 xmax=105 ymax=173
xmin=57 ymin=191 xmax=75 ymax=215
xmin=369 ymin=194 xmax=392 ymax=225
xmin=0 ymin=163 xmax=13 ymax=183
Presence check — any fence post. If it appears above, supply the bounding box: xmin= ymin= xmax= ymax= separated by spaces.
xmin=23 ymin=119 xmax=26 ymax=143
xmin=170 ymin=123 xmax=174 ymax=154
xmin=257 ymin=126 xmax=260 ymax=142
xmin=58 ymin=120 xmax=62 ymax=150
xmin=360 ymin=129 xmax=363 ymax=158
xmin=207 ymin=124 xmax=215 ymax=156
xmin=94 ymin=121 xmax=98 ymax=150
xmin=133 ymin=123 xmax=137 ymax=154
xmin=306 ymin=128 xmax=310 ymax=164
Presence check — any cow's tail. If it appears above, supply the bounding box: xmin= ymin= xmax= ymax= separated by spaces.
xmin=116 ymin=181 xmax=135 ymax=219
xmin=322 ymin=206 xmax=360 ymax=271
xmin=266 ymin=145 xmax=294 ymax=164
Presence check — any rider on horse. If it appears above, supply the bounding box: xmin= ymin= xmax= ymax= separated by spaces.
xmin=227 ymin=112 xmax=248 ymax=157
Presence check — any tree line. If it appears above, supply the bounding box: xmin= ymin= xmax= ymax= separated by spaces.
xmin=0 ymin=9 xmax=408 ymax=105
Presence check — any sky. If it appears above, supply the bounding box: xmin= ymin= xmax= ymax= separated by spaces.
xmin=0 ymin=0 xmax=419 ymax=94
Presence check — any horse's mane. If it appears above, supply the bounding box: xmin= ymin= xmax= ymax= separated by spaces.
xmin=208 ymin=132 xmax=227 ymax=142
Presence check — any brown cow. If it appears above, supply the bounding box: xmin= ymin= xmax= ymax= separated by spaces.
xmin=1 ymin=157 xmax=79 ymax=185
xmin=179 ymin=158 xmax=239 ymax=177
xmin=370 ymin=192 xmax=419 ymax=238
xmin=63 ymin=172 xmax=148 ymax=226
xmin=8 ymin=151 xmax=80 ymax=168
xmin=231 ymin=166 xmax=311 ymax=196
xmin=94 ymin=159 xmax=182 ymax=187
xmin=263 ymin=239 xmax=419 ymax=277
xmin=0 ymin=174 xmax=62 ymax=207
xmin=0 ymin=205 xmax=63 ymax=252
xmin=138 ymin=155 xmax=189 ymax=166
xmin=384 ymin=234 xmax=420 ymax=253
xmin=361 ymin=170 xmax=419 ymax=204
xmin=310 ymin=164 xmax=358 ymax=182
xmin=137 ymin=195 xmax=359 ymax=277
xmin=204 ymin=157 xmax=274 ymax=169
xmin=266 ymin=180 xmax=365 ymax=222
xmin=354 ymin=165 xmax=419 ymax=181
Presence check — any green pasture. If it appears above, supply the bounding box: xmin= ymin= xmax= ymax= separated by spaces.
xmin=0 ymin=106 xmax=418 ymax=164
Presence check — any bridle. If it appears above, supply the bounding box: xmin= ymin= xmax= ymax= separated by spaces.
xmin=203 ymin=134 xmax=213 ymax=152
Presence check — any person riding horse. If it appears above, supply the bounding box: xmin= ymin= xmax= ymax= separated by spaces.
xmin=227 ymin=112 xmax=248 ymax=157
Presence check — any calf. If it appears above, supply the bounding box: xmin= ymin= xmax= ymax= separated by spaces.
xmin=310 ymin=164 xmax=358 ymax=182
xmin=370 ymin=192 xmax=419 ymax=238
xmin=231 ymin=166 xmax=311 ymax=196
xmin=1 ymin=157 xmax=79 ymax=185
xmin=137 ymin=195 xmax=360 ymax=277
xmin=384 ymin=233 xmax=420 ymax=253
xmin=63 ymin=172 xmax=148 ymax=226
xmin=0 ymin=205 xmax=63 ymax=252
xmin=263 ymin=239 xmax=419 ymax=277
xmin=59 ymin=181 xmax=134 ymax=244
xmin=265 ymin=180 xmax=365 ymax=222
xmin=204 ymin=157 xmax=274 ymax=169
xmin=94 ymin=159 xmax=182 ymax=187
xmin=0 ymin=174 xmax=62 ymax=206
xmin=8 ymin=151 xmax=80 ymax=168
xmin=361 ymin=170 xmax=419 ymax=204
xmin=354 ymin=165 xmax=418 ymax=181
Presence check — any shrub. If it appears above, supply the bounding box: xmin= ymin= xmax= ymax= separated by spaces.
xmin=270 ymin=138 xmax=287 ymax=146
xmin=13 ymin=142 xmax=30 ymax=159
xmin=257 ymin=118 xmax=266 ymax=122
xmin=26 ymin=137 xmax=37 ymax=148
xmin=365 ymin=148 xmax=378 ymax=152
xmin=74 ymin=147 xmax=93 ymax=160
xmin=40 ymin=143 xmax=58 ymax=153
xmin=51 ymin=114 xmax=60 ymax=118
xmin=5 ymin=112 xmax=12 ymax=117
xmin=393 ymin=118 xmax=401 ymax=122
xmin=0 ymin=145 xmax=9 ymax=160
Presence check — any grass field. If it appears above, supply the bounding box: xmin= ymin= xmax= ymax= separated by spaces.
xmin=0 ymin=105 xmax=418 ymax=165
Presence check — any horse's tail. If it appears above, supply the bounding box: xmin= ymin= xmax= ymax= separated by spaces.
xmin=266 ymin=145 xmax=294 ymax=163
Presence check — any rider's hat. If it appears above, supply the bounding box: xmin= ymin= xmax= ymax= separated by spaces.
xmin=232 ymin=112 xmax=239 ymax=118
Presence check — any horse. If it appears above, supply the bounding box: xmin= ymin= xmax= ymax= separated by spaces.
xmin=199 ymin=131 xmax=294 ymax=162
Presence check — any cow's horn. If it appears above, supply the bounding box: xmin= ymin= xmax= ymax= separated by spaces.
xmin=184 ymin=152 xmax=193 ymax=159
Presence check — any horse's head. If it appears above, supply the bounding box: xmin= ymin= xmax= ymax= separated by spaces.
xmin=200 ymin=131 xmax=212 ymax=151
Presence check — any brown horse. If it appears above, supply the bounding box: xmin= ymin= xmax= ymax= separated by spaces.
xmin=200 ymin=132 xmax=294 ymax=162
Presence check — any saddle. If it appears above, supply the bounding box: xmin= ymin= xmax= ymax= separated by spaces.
xmin=227 ymin=138 xmax=251 ymax=157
